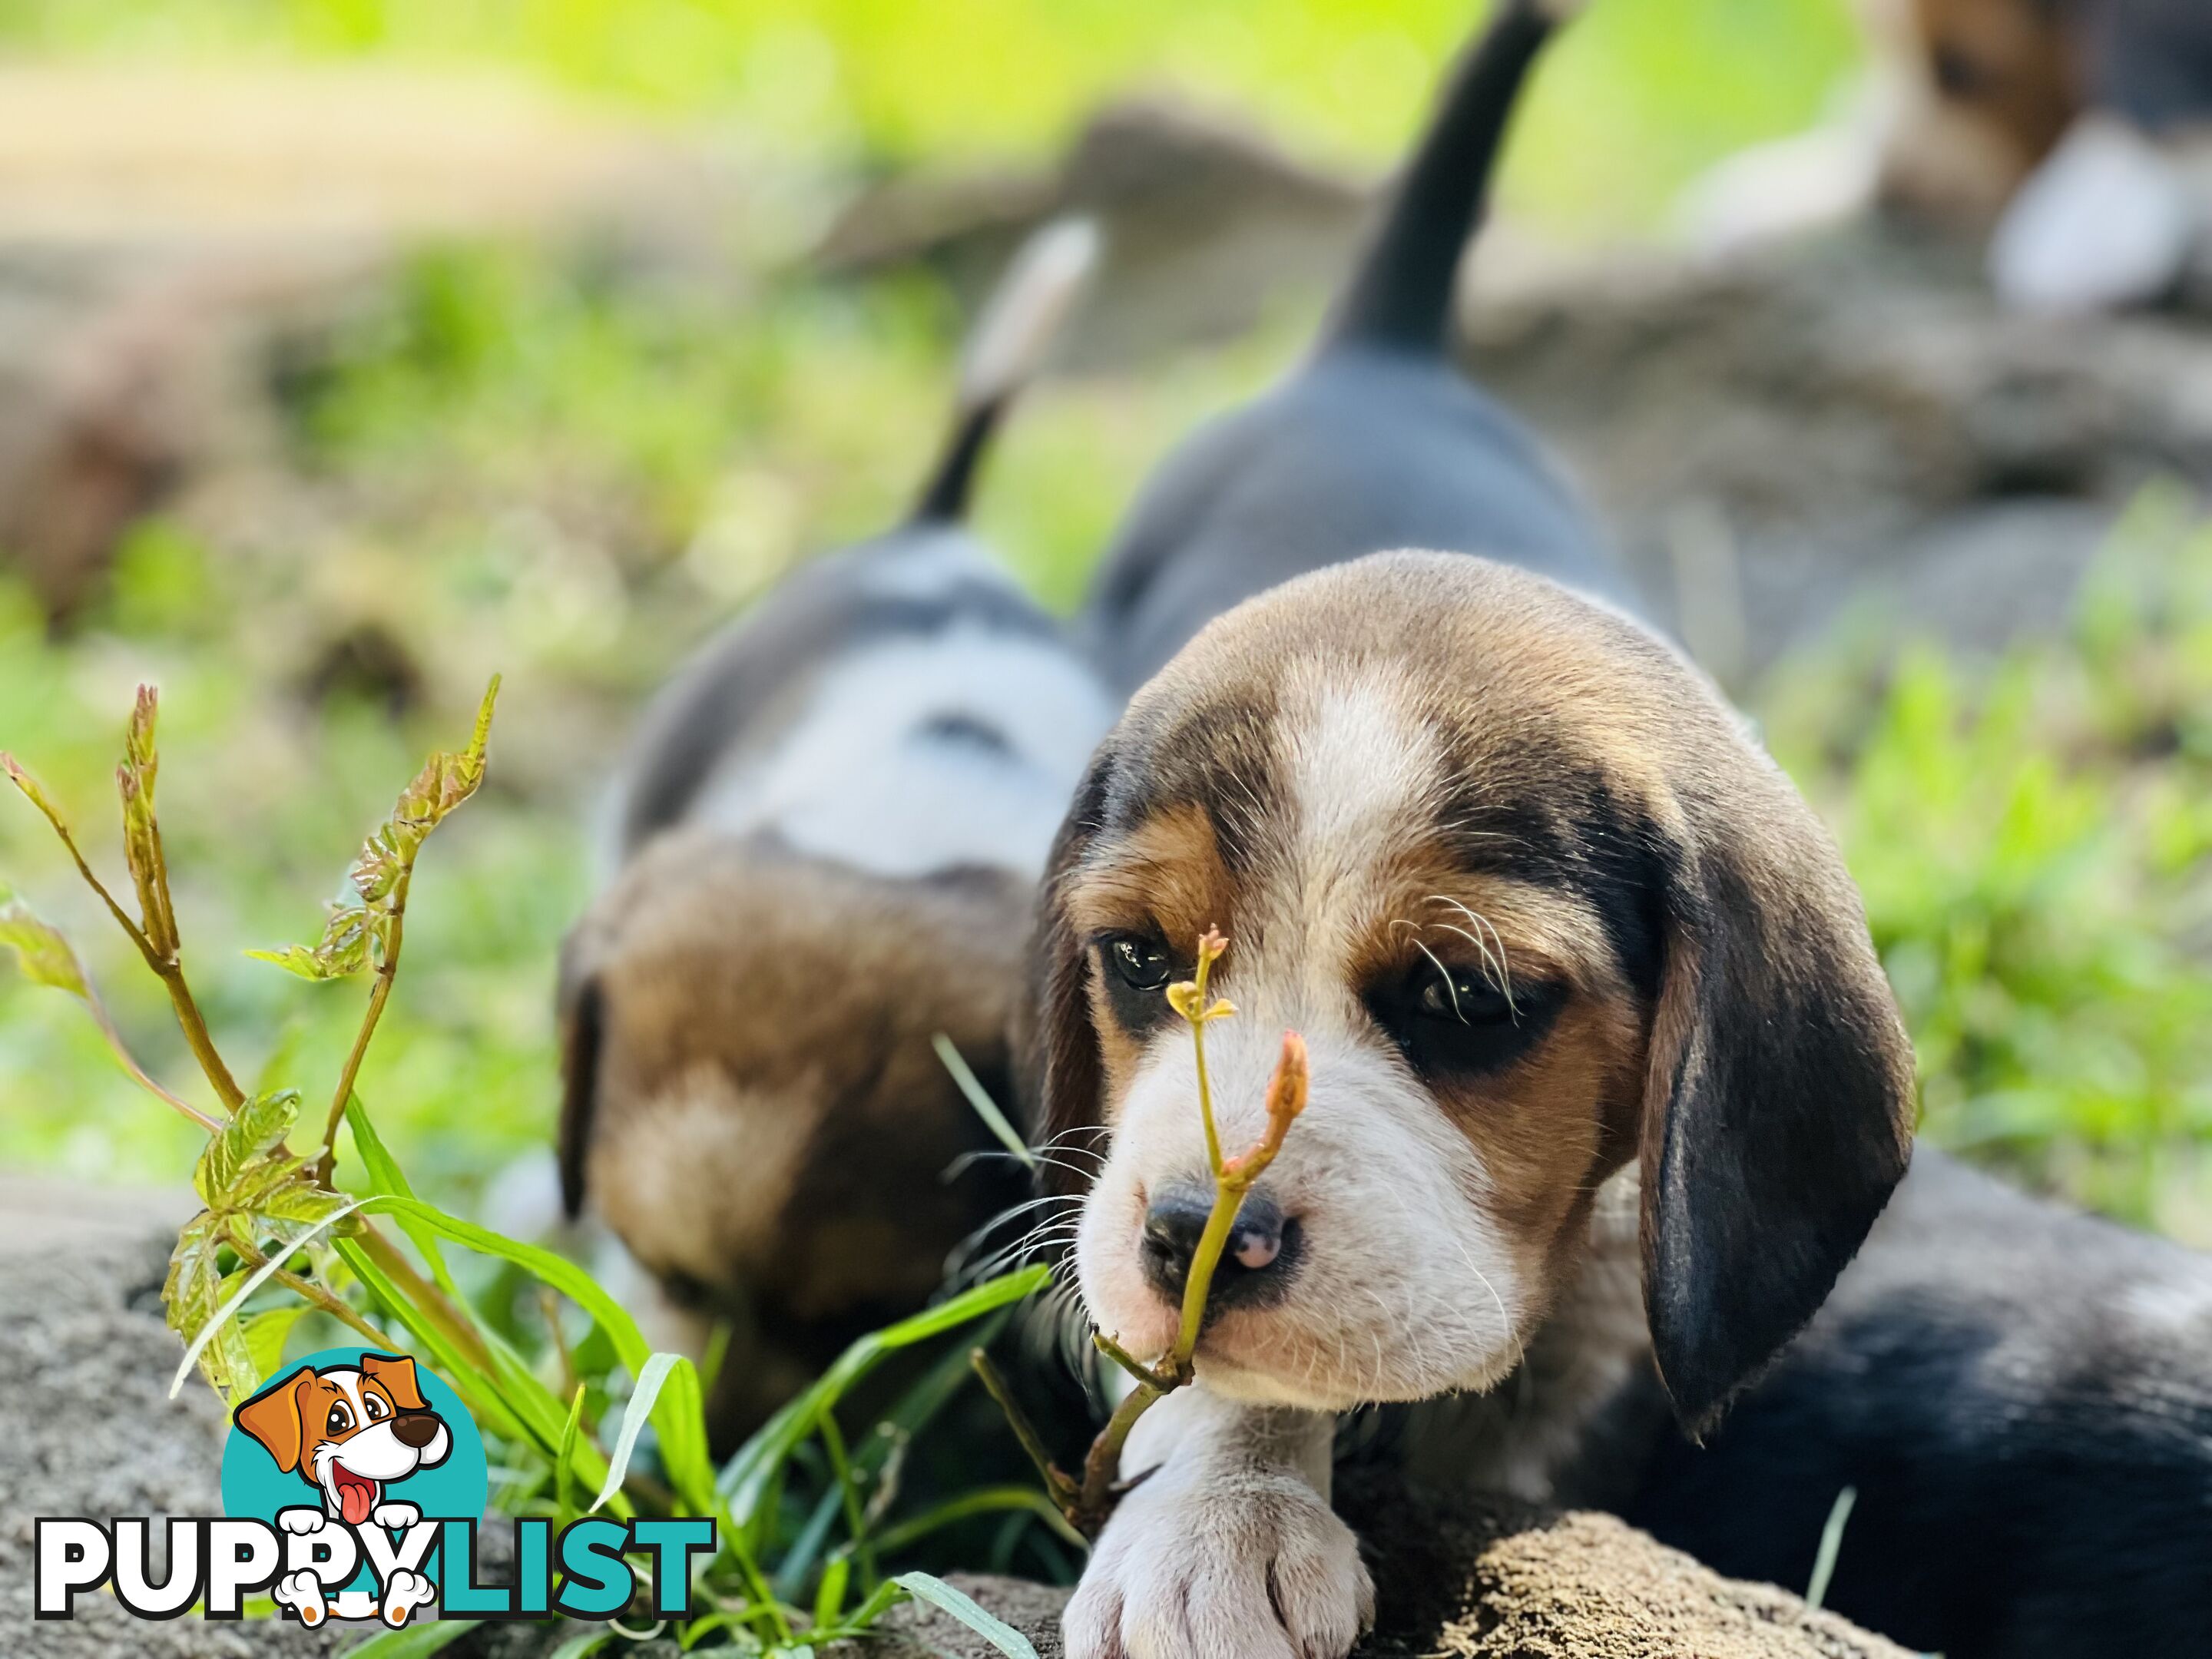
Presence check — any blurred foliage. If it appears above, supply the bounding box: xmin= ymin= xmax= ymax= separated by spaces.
xmin=0 ymin=0 xmax=1861 ymax=231
xmin=0 ymin=240 xmax=1284 ymax=1206
xmin=1763 ymin=495 xmax=2212 ymax=1241
xmin=0 ymin=2 xmax=2207 ymax=1263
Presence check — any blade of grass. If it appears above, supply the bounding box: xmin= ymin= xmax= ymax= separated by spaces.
xmin=718 ymin=1266 xmax=1048 ymax=1530
xmin=933 ymin=1033 xmax=1034 ymax=1171
xmin=893 ymin=1571 xmax=1041 ymax=1659
xmin=1804 ymin=1485 xmax=1858 ymax=1611
xmin=871 ymin=1486 xmax=1088 ymax=1556
xmin=592 ymin=1350 xmax=680 ymax=1513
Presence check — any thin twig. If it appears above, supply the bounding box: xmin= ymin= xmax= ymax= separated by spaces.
xmin=232 ymin=1238 xmax=396 ymax=1352
xmin=317 ymin=872 xmax=409 ymax=1186
xmin=1031 ymin=929 xmax=1310 ymax=1536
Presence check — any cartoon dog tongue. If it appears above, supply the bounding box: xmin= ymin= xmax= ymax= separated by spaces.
xmin=333 ymin=1469 xmax=378 ymax=1526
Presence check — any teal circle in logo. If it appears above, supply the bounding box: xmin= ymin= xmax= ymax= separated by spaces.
xmin=224 ymin=1347 xmax=488 ymax=1598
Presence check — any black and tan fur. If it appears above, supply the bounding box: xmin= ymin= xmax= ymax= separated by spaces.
xmin=560 ymin=220 xmax=1112 ymax=1447
xmin=1016 ymin=5 xmax=1923 ymax=1656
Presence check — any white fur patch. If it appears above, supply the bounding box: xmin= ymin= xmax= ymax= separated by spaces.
xmin=693 ymin=620 xmax=1113 ymax=881
xmin=2124 ymin=1273 xmax=2212 ymax=1335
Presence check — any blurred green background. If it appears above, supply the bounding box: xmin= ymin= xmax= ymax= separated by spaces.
xmin=2 ymin=0 xmax=2207 ymax=1246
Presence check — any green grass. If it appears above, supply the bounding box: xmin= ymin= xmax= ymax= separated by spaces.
xmin=1763 ymin=494 xmax=2212 ymax=1239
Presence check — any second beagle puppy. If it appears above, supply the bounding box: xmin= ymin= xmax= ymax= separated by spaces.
xmin=1024 ymin=6 xmax=1916 ymax=1657
xmin=561 ymin=220 xmax=1116 ymax=1446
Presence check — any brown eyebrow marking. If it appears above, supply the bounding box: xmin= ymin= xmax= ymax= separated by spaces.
xmin=1068 ymin=802 xmax=1236 ymax=947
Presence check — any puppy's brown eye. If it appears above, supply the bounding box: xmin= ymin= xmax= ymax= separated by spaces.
xmin=1415 ymin=963 xmax=1513 ymax=1025
xmin=1369 ymin=959 xmax=1558 ymax=1081
xmin=364 ymin=1395 xmax=389 ymax=1422
xmin=327 ymin=1402 xmax=353 ymax=1435
xmin=1106 ymin=935 xmax=1173 ymax=993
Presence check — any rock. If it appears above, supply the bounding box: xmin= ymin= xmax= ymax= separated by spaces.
xmin=1461 ymin=226 xmax=2212 ymax=685
xmin=862 ymin=1481 xmax=1909 ymax=1659
xmin=0 ymin=1214 xmax=347 ymax=1657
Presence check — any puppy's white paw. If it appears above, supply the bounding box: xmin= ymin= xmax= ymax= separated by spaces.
xmin=273 ymin=1568 xmax=328 ymax=1627
xmin=371 ymin=1499 xmax=421 ymax=1531
xmin=377 ymin=1568 xmax=436 ymax=1628
xmin=276 ymin=1506 xmax=329 ymax=1537
xmin=1064 ymin=1462 xmax=1373 ymax=1659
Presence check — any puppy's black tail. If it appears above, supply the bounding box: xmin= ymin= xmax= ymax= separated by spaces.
xmin=1324 ymin=0 xmax=1577 ymax=356
xmin=910 ymin=216 xmax=1101 ymax=524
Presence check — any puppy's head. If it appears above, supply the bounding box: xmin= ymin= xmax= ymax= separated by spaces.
xmin=1869 ymin=0 xmax=2083 ymax=219
xmin=560 ymin=832 xmax=1033 ymax=1441
xmin=1025 ymin=553 xmax=1913 ymax=1433
xmin=234 ymin=1355 xmax=451 ymax=1522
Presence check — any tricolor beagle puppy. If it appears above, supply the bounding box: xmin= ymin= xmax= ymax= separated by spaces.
xmin=1028 ymin=5 xmax=2212 ymax=1657
xmin=1871 ymin=0 xmax=2212 ymax=309
xmin=233 ymin=1353 xmax=452 ymax=1627
xmin=559 ymin=219 xmax=1116 ymax=1446
xmin=1025 ymin=5 xmax=1918 ymax=1656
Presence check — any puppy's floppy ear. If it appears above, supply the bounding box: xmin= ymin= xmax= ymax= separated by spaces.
xmin=234 ymin=1367 xmax=316 ymax=1474
xmin=555 ymin=950 xmax=604 ymax=1220
xmin=360 ymin=1352 xmax=429 ymax=1412
xmin=1638 ymin=769 xmax=1915 ymax=1437
xmin=1014 ymin=743 xmax=1116 ymax=1197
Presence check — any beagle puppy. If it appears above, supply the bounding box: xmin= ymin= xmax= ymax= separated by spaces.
xmin=560 ymin=219 xmax=1115 ymax=1447
xmin=234 ymin=1353 xmax=452 ymax=1627
xmin=1871 ymin=0 xmax=2212 ymax=308
xmin=1024 ymin=5 xmax=1916 ymax=1656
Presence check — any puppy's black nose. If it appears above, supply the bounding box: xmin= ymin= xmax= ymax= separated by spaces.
xmin=392 ymin=1412 xmax=442 ymax=1449
xmin=1141 ymin=1183 xmax=1298 ymax=1311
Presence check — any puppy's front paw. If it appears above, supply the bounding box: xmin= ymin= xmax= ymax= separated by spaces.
xmin=273 ymin=1568 xmax=328 ymax=1627
xmin=1064 ymin=1464 xmax=1373 ymax=1659
xmin=276 ymin=1506 xmax=329 ymax=1537
xmin=377 ymin=1568 xmax=435 ymax=1628
xmin=371 ymin=1499 xmax=420 ymax=1531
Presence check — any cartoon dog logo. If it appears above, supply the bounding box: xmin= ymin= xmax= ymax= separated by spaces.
xmin=233 ymin=1353 xmax=452 ymax=1627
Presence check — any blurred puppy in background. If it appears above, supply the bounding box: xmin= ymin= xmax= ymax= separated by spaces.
xmin=560 ymin=218 xmax=1114 ymax=1446
xmin=1879 ymin=0 xmax=2212 ymax=308
xmin=1689 ymin=0 xmax=2212 ymax=311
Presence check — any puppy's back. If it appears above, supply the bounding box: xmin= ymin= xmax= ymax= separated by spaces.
xmin=1628 ymin=1147 xmax=2212 ymax=1657
xmin=1080 ymin=0 xmax=1628 ymax=693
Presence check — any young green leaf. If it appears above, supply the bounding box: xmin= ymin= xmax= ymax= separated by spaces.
xmin=247 ymin=674 xmax=499 ymax=981
xmin=164 ymin=1217 xmax=257 ymax=1397
xmin=0 ymin=883 xmax=90 ymax=997
xmin=242 ymin=1306 xmax=306 ymax=1383
xmin=117 ymin=684 xmax=178 ymax=959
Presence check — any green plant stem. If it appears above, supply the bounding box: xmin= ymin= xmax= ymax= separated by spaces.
xmin=357 ymin=1221 xmax=492 ymax=1373
xmin=232 ymin=1239 xmax=395 ymax=1351
xmin=970 ymin=1349 xmax=1080 ymax=1513
xmin=1090 ymin=1329 xmax=1167 ymax=1389
xmin=816 ymin=1410 xmax=879 ymax=1590
xmin=317 ymin=874 xmax=409 ymax=1185
xmin=868 ymin=1485 xmax=1088 ymax=1556
xmin=1071 ymin=1376 xmax=1164 ymax=1535
xmin=154 ymin=955 xmax=246 ymax=1112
